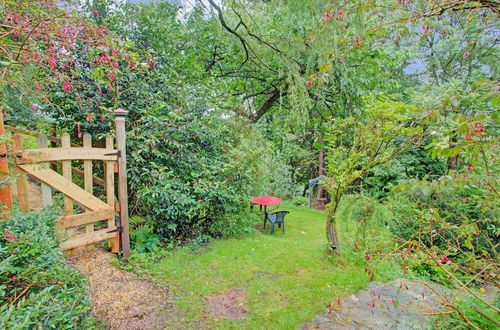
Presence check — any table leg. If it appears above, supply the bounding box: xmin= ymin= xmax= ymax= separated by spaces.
xmin=263 ymin=205 xmax=268 ymax=229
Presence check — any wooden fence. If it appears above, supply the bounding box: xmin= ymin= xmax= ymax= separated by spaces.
xmin=0 ymin=108 xmax=130 ymax=257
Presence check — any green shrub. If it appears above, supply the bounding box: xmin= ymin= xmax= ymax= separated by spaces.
xmin=291 ymin=196 xmax=307 ymax=207
xmin=0 ymin=209 xmax=97 ymax=328
xmin=385 ymin=178 xmax=499 ymax=281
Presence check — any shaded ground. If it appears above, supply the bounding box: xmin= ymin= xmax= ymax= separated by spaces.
xmin=206 ymin=288 xmax=248 ymax=320
xmin=68 ymin=249 xmax=180 ymax=329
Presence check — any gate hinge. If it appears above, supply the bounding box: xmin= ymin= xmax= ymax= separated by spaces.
xmin=107 ymin=226 xmax=123 ymax=234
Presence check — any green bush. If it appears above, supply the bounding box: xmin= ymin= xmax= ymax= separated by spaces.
xmin=0 ymin=209 xmax=97 ymax=329
xmin=291 ymin=196 xmax=307 ymax=207
xmin=385 ymin=178 xmax=499 ymax=277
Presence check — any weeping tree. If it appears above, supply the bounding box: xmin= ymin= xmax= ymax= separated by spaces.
xmin=324 ymin=96 xmax=424 ymax=253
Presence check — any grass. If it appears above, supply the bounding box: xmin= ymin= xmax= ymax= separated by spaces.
xmin=131 ymin=202 xmax=400 ymax=329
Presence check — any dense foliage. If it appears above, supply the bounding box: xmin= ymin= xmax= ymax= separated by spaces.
xmin=0 ymin=209 xmax=96 ymax=328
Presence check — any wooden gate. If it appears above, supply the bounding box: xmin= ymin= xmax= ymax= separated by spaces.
xmin=0 ymin=108 xmax=131 ymax=257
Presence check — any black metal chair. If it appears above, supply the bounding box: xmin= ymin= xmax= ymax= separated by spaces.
xmin=266 ymin=211 xmax=289 ymax=234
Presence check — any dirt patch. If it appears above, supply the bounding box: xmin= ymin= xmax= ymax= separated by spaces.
xmin=68 ymin=248 xmax=179 ymax=329
xmin=206 ymin=289 xmax=248 ymax=320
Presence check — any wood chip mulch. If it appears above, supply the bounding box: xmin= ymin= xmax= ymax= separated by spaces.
xmin=68 ymin=249 xmax=178 ymax=329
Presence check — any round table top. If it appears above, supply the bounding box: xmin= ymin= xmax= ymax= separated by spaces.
xmin=251 ymin=195 xmax=283 ymax=206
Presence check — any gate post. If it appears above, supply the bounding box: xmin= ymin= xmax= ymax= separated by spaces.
xmin=0 ymin=107 xmax=12 ymax=218
xmin=114 ymin=108 xmax=130 ymax=258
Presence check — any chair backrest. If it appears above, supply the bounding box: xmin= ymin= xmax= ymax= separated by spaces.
xmin=272 ymin=211 xmax=289 ymax=222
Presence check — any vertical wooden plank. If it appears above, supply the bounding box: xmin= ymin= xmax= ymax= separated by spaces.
xmin=105 ymin=135 xmax=119 ymax=253
xmin=0 ymin=108 xmax=12 ymax=218
xmin=61 ymin=133 xmax=74 ymax=237
xmin=37 ymin=134 xmax=53 ymax=207
xmin=115 ymin=108 xmax=130 ymax=258
xmin=50 ymin=127 xmax=57 ymax=171
xmin=83 ymin=134 xmax=94 ymax=249
xmin=13 ymin=134 xmax=29 ymax=212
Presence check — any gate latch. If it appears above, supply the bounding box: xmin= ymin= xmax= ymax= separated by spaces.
xmin=107 ymin=226 xmax=123 ymax=234
xmin=104 ymin=150 xmax=121 ymax=157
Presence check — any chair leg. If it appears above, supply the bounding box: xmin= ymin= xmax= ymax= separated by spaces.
xmin=270 ymin=222 xmax=275 ymax=235
xmin=263 ymin=217 xmax=266 ymax=229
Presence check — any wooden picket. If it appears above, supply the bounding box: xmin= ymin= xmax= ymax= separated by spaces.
xmin=0 ymin=109 xmax=130 ymax=257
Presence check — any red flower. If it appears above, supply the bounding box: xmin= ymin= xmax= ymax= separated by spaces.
xmin=94 ymin=8 xmax=99 ymax=18
xmin=337 ymin=9 xmax=344 ymax=21
xmin=128 ymin=59 xmax=135 ymax=68
xmin=473 ymin=123 xmax=485 ymax=135
xmin=100 ymin=114 xmax=105 ymax=121
xmin=466 ymin=164 xmax=472 ymax=172
xmin=325 ymin=11 xmax=332 ymax=21
xmin=464 ymin=50 xmax=469 ymax=59
xmin=3 ymin=111 xmax=6 ymax=118
xmin=112 ymin=49 xmax=119 ymax=57
xmin=111 ymin=62 xmax=119 ymax=68
xmin=10 ymin=276 xmax=16 ymax=281
xmin=337 ymin=297 xmax=343 ymax=307
xmin=306 ymin=80 xmax=312 ymax=88
xmin=86 ymin=114 xmax=92 ymax=123
xmin=369 ymin=274 xmax=374 ymax=281
xmin=62 ymin=81 xmax=72 ymax=93
xmin=365 ymin=255 xmax=371 ymax=261
xmin=48 ymin=56 xmax=57 ymax=69
xmin=355 ymin=35 xmax=361 ymax=48
xmin=465 ymin=132 xmax=472 ymax=141
xmin=32 ymin=52 xmax=40 ymax=62
xmin=30 ymin=104 xmax=36 ymax=111
xmin=77 ymin=99 xmax=83 ymax=105
xmin=441 ymin=256 xmax=451 ymax=264
xmin=4 ymin=234 xmax=18 ymax=241
xmin=101 ymin=55 xmax=110 ymax=63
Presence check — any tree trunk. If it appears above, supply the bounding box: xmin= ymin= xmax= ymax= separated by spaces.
xmin=326 ymin=205 xmax=340 ymax=254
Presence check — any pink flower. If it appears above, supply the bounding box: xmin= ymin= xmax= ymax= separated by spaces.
xmin=93 ymin=8 xmax=99 ymax=18
xmin=100 ymin=114 xmax=105 ymax=121
xmin=466 ymin=164 xmax=472 ymax=172
xmin=464 ymin=50 xmax=469 ymax=59
xmin=107 ymin=71 xmax=117 ymax=79
xmin=48 ymin=56 xmax=57 ymax=69
xmin=355 ymin=35 xmax=361 ymax=48
xmin=32 ymin=52 xmax=40 ymax=62
xmin=111 ymin=62 xmax=119 ymax=68
xmin=465 ymin=132 xmax=472 ymax=141
xmin=86 ymin=114 xmax=92 ymax=122
xmin=3 ymin=111 xmax=6 ymax=118
xmin=77 ymin=122 xmax=82 ymax=138
xmin=369 ymin=274 xmax=374 ymax=281
xmin=325 ymin=11 xmax=332 ymax=21
xmin=306 ymin=80 xmax=312 ymax=88
xmin=62 ymin=81 xmax=72 ymax=93
xmin=4 ymin=234 xmax=18 ymax=241
xmin=112 ymin=49 xmax=119 ymax=57
xmin=337 ymin=297 xmax=343 ymax=307
xmin=128 ymin=59 xmax=135 ymax=68
xmin=441 ymin=256 xmax=451 ymax=264
xmin=30 ymin=104 xmax=36 ymax=111
xmin=10 ymin=276 xmax=16 ymax=281
xmin=338 ymin=9 xmax=344 ymax=20
xmin=101 ymin=55 xmax=110 ymax=63
xmin=422 ymin=25 xmax=429 ymax=33
xmin=77 ymin=99 xmax=83 ymax=105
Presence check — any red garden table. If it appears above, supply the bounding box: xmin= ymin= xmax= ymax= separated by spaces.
xmin=251 ymin=195 xmax=283 ymax=229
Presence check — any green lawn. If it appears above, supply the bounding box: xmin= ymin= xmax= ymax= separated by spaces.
xmin=133 ymin=203 xmax=399 ymax=329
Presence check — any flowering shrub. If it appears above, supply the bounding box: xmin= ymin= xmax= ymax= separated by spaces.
xmin=0 ymin=209 xmax=97 ymax=328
